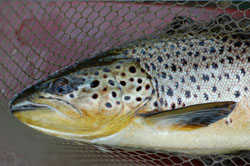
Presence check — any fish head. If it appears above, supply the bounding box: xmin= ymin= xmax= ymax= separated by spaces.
xmin=10 ymin=58 xmax=155 ymax=139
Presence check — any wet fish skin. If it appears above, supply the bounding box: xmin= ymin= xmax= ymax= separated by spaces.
xmin=121 ymin=32 xmax=250 ymax=111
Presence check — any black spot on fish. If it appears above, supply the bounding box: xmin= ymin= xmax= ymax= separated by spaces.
xmin=190 ymin=76 xmax=196 ymax=83
xmin=211 ymin=73 xmax=215 ymax=78
xmin=164 ymin=64 xmax=169 ymax=69
xmin=103 ymin=74 xmax=108 ymax=79
xmin=199 ymin=41 xmax=205 ymax=46
xmin=234 ymin=91 xmax=240 ymax=98
xmin=136 ymin=97 xmax=142 ymax=102
xmin=187 ymin=52 xmax=193 ymax=56
xmin=248 ymin=57 xmax=250 ymax=63
xmin=145 ymin=64 xmax=150 ymax=71
xmin=129 ymin=66 xmax=136 ymax=73
xmin=124 ymin=96 xmax=131 ymax=101
xmin=228 ymin=47 xmax=232 ymax=53
xmin=108 ymin=80 xmax=115 ymax=86
xmin=224 ymin=73 xmax=230 ymax=79
xmin=69 ymin=94 xmax=74 ymax=98
xmin=171 ymin=103 xmax=176 ymax=109
xmin=105 ymin=102 xmax=112 ymax=108
xmin=212 ymin=63 xmax=218 ymax=69
xmin=202 ymin=56 xmax=206 ymax=61
xmin=212 ymin=86 xmax=217 ymax=92
xmin=218 ymin=75 xmax=222 ymax=81
xmin=161 ymin=72 xmax=166 ymax=79
xmin=171 ymin=64 xmax=177 ymax=72
xmin=182 ymin=47 xmax=186 ymax=51
xmin=185 ymin=91 xmax=191 ymax=98
xmin=94 ymin=71 xmax=99 ymax=76
xmin=161 ymin=85 xmax=165 ymax=92
xmin=136 ymin=86 xmax=142 ymax=92
xmin=236 ymin=75 xmax=240 ymax=81
xmin=120 ymin=81 xmax=126 ymax=86
xmin=234 ymin=41 xmax=242 ymax=47
xmin=218 ymin=46 xmax=224 ymax=54
xmin=132 ymin=49 xmax=136 ymax=53
xmin=194 ymin=51 xmax=200 ymax=57
xmin=176 ymin=51 xmax=181 ymax=56
xmin=112 ymin=91 xmax=117 ymax=98
xmin=154 ymin=101 xmax=158 ymax=107
xmin=148 ymin=53 xmax=153 ymax=58
xmin=204 ymin=93 xmax=209 ymax=101
xmin=160 ymin=98 xmax=163 ymax=105
xmin=181 ymin=59 xmax=187 ymax=66
xmin=145 ymin=84 xmax=150 ymax=90
xmin=157 ymin=56 xmax=163 ymax=63
xmin=202 ymin=74 xmax=209 ymax=81
xmin=220 ymin=59 xmax=225 ymax=64
xmin=210 ymin=46 xmax=216 ymax=53
xmin=151 ymin=63 xmax=156 ymax=70
xmin=175 ymin=82 xmax=179 ymax=89
xmin=92 ymin=93 xmax=98 ymax=99
xmin=227 ymin=56 xmax=234 ymax=64
xmin=193 ymin=63 xmax=198 ymax=70
xmin=194 ymin=94 xmax=197 ymax=98
xmin=140 ymin=49 xmax=146 ymax=55
xmin=197 ymin=85 xmax=200 ymax=90
xmin=168 ymin=75 xmax=173 ymax=80
xmin=166 ymin=53 xmax=171 ymax=59
xmin=244 ymin=87 xmax=248 ymax=92
xmin=103 ymin=68 xmax=110 ymax=72
xmin=170 ymin=44 xmax=175 ymax=49
xmin=90 ymin=80 xmax=100 ymax=88
xmin=136 ymin=58 xmax=141 ymax=62
xmin=181 ymin=77 xmax=185 ymax=83
xmin=121 ymin=73 xmax=126 ymax=77
xmin=167 ymin=87 xmax=174 ymax=97
xmin=189 ymin=43 xmax=194 ymax=47
xmin=129 ymin=78 xmax=134 ymax=82
xmin=137 ymin=78 xmax=142 ymax=84
xmin=141 ymin=68 xmax=145 ymax=73
xmin=177 ymin=97 xmax=182 ymax=105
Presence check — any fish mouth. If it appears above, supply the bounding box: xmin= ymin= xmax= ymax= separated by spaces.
xmin=11 ymin=97 xmax=82 ymax=120
xmin=11 ymin=101 xmax=46 ymax=112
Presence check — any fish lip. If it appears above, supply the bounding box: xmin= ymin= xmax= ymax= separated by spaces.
xmin=11 ymin=101 xmax=47 ymax=113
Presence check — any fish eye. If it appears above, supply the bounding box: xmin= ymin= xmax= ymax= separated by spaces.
xmin=53 ymin=78 xmax=70 ymax=94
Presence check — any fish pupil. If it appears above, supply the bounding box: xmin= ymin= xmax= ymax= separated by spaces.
xmin=54 ymin=78 xmax=70 ymax=94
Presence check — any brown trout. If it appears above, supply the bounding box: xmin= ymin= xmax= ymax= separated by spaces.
xmin=10 ymin=15 xmax=250 ymax=154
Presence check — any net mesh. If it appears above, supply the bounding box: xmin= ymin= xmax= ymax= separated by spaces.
xmin=0 ymin=1 xmax=250 ymax=166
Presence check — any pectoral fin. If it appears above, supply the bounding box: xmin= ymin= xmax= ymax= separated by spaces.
xmin=142 ymin=102 xmax=236 ymax=131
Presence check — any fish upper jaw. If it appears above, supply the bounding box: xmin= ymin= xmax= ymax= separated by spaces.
xmin=11 ymin=96 xmax=83 ymax=120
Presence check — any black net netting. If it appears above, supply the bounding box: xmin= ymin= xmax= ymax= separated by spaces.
xmin=0 ymin=1 xmax=250 ymax=166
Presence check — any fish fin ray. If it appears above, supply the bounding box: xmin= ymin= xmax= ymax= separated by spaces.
xmin=142 ymin=102 xmax=236 ymax=131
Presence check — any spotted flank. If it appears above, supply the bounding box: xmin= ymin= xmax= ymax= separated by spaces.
xmin=9 ymin=15 xmax=250 ymax=154
xmin=122 ymin=33 xmax=250 ymax=112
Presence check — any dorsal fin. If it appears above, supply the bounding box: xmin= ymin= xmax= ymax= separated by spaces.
xmin=141 ymin=102 xmax=236 ymax=131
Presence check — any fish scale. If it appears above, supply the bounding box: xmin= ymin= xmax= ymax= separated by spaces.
xmin=124 ymin=33 xmax=250 ymax=111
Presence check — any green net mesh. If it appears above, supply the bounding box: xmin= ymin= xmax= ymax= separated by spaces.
xmin=0 ymin=1 xmax=250 ymax=166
